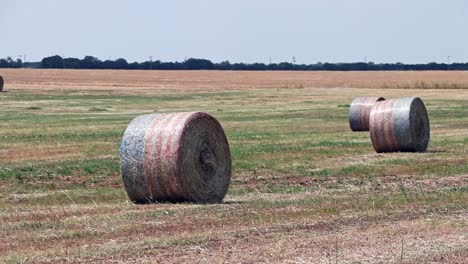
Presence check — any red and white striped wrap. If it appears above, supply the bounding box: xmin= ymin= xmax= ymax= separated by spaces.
xmin=369 ymin=100 xmax=399 ymax=152
xmin=369 ymin=97 xmax=430 ymax=153
xmin=349 ymin=97 xmax=385 ymax=131
xmin=120 ymin=112 xmax=231 ymax=203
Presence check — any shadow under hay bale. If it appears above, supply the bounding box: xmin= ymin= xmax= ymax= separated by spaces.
xmin=349 ymin=97 xmax=385 ymax=131
xmin=120 ymin=112 xmax=231 ymax=204
xmin=369 ymin=97 xmax=430 ymax=153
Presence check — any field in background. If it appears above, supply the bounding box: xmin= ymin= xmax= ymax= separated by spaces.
xmin=0 ymin=69 xmax=467 ymax=263
xmin=4 ymin=69 xmax=468 ymax=90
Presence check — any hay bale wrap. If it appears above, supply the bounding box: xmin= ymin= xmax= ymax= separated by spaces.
xmin=120 ymin=112 xmax=231 ymax=203
xmin=349 ymin=97 xmax=385 ymax=131
xmin=0 ymin=75 xmax=3 ymax=92
xmin=369 ymin=97 xmax=430 ymax=153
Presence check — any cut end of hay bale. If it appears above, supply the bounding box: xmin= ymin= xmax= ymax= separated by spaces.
xmin=120 ymin=112 xmax=231 ymax=204
xmin=349 ymin=97 xmax=385 ymax=131
xmin=369 ymin=97 xmax=430 ymax=153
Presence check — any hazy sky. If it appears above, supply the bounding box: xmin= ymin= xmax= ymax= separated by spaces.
xmin=2 ymin=0 xmax=468 ymax=64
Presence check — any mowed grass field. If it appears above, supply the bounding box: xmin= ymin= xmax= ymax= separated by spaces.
xmin=0 ymin=69 xmax=467 ymax=263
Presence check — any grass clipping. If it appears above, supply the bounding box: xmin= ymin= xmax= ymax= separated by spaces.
xmin=369 ymin=97 xmax=430 ymax=153
xmin=349 ymin=97 xmax=385 ymax=131
xmin=120 ymin=112 xmax=231 ymax=204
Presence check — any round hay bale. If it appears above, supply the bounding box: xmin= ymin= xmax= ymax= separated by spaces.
xmin=349 ymin=97 xmax=385 ymax=131
xmin=369 ymin=97 xmax=430 ymax=153
xmin=0 ymin=75 xmax=3 ymax=92
xmin=120 ymin=112 xmax=231 ymax=204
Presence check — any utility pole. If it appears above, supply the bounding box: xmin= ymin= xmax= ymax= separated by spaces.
xmin=447 ymin=56 xmax=451 ymax=71
xmin=150 ymin=56 xmax=153 ymax=70
xmin=17 ymin=55 xmax=25 ymax=68
xmin=269 ymin=56 xmax=272 ymax=65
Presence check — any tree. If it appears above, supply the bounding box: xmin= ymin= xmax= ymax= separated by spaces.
xmin=64 ymin=58 xmax=81 ymax=69
xmin=41 ymin=55 xmax=64 ymax=69
xmin=114 ymin=58 xmax=128 ymax=69
xmin=218 ymin=61 xmax=231 ymax=70
xmin=80 ymin=56 xmax=102 ymax=69
xmin=184 ymin=58 xmax=214 ymax=70
xmin=0 ymin=59 xmax=7 ymax=68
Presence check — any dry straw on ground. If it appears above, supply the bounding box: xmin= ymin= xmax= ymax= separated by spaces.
xmin=349 ymin=97 xmax=385 ymax=131
xmin=120 ymin=112 xmax=231 ymax=203
xmin=369 ymin=97 xmax=430 ymax=153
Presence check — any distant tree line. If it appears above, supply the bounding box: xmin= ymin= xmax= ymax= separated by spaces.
xmin=0 ymin=57 xmax=25 ymax=68
xmin=1 ymin=55 xmax=468 ymax=71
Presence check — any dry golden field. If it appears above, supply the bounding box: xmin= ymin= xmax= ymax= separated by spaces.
xmin=4 ymin=69 xmax=468 ymax=91
xmin=0 ymin=69 xmax=467 ymax=263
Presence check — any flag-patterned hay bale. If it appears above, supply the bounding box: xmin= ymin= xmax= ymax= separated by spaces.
xmin=349 ymin=97 xmax=385 ymax=131
xmin=120 ymin=112 xmax=231 ymax=204
xmin=369 ymin=97 xmax=430 ymax=153
xmin=0 ymin=75 xmax=3 ymax=92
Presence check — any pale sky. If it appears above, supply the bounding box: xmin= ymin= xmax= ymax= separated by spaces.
xmin=1 ymin=0 xmax=468 ymax=64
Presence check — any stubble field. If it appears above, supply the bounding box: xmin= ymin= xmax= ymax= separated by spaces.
xmin=0 ymin=69 xmax=467 ymax=263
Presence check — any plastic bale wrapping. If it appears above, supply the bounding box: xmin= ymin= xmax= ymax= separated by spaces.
xmin=120 ymin=112 xmax=231 ymax=204
xmin=349 ymin=97 xmax=385 ymax=131
xmin=0 ymin=75 xmax=3 ymax=92
xmin=369 ymin=97 xmax=430 ymax=153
